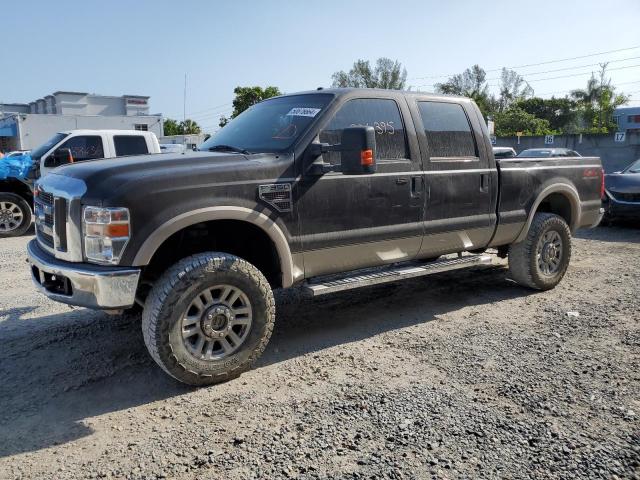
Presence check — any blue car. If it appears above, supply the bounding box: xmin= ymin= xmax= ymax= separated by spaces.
xmin=603 ymin=158 xmax=640 ymax=222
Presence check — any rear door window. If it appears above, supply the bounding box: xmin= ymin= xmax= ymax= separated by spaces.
xmin=319 ymin=98 xmax=408 ymax=164
xmin=114 ymin=136 xmax=149 ymax=156
xmin=57 ymin=135 xmax=104 ymax=162
xmin=417 ymin=101 xmax=477 ymax=159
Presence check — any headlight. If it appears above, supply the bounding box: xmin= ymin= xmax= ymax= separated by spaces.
xmin=83 ymin=206 xmax=130 ymax=264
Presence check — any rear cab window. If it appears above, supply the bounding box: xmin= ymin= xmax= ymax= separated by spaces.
xmin=417 ymin=101 xmax=478 ymax=162
xmin=114 ymin=136 xmax=149 ymax=156
xmin=319 ymin=98 xmax=409 ymax=165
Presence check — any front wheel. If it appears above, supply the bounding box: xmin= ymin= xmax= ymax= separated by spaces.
xmin=142 ymin=252 xmax=275 ymax=386
xmin=508 ymin=213 xmax=572 ymax=290
xmin=0 ymin=193 xmax=32 ymax=238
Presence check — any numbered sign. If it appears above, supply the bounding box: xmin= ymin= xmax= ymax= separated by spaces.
xmin=544 ymin=135 xmax=554 ymax=145
xmin=614 ymin=132 xmax=626 ymax=143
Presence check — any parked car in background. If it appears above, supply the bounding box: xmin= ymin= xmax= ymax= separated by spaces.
xmin=603 ymin=158 xmax=640 ymax=222
xmin=160 ymin=144 xmax=186 ymax=154
xmin=0 ymin=130 xmax=161 ymax=237
xmin=517 ymin=148 xmax=581 ymax=158
xmin=6 ymin=150 xmax=31 ymax=158
xmin=493 ymin=147 xmax=517 ymax=158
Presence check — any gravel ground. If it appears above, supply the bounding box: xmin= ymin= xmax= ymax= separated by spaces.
xmin=0 ymin=226 xmax=638 ymax=480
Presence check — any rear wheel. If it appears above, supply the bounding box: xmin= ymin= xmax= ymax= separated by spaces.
xmin=142 ymin=252 xmax=275 ymax=386
xmin=0 ymin=193 xmax=32 ymax=238
xmin=508 ymin=213 xmax=571 ymax=290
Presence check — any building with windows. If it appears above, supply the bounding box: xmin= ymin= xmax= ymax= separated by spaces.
xmin=0 ymin=91 xmax=163 ymax=152
xmin=613 ymin=106 xmax=640 ymax=134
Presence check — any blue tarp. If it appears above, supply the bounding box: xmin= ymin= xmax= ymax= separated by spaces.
xmin=0 ymin=154 xmax=34 ymax=180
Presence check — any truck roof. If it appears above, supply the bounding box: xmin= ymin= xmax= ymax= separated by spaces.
xmin=284 ymin=87 xmax=471 ymax=103
xmin=57 ymin=129 xmax=157 ymax=136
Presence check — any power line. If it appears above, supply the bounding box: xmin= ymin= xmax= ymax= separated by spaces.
xmin=163 ymin=101 xmax=233 ymax=120
xmin=536 ymin=80 xmax=640 ymax=97
xmin=415 ymin=61 xmax=640 ymax=89
xmin=486 ymin=56 xmax=640 ymax=81
xmin=409 ymin=45 xmax=640 ymax=80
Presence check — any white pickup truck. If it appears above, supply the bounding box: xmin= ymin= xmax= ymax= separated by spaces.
xmin=0 ymin=129 xmax=161 ymax=237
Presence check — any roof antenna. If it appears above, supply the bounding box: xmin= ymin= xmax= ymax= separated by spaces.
xmin=317 ymin=87 xmax=324 ymax=90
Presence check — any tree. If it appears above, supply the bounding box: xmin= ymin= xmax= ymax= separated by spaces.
xmin=435 ymin=64 xmax=494 ymax=119
xmin=516 ymin=97 xmax=580 ymax=133
xmin=180 ymin=119 xmax=201 ymax=134
xmin=571 ymin=64 xmax=628 ymax=133
xmin=331 ymin=58 xmax=407 ymax=89
xmin=219 ymin=86 xmax=282 ymax=128
xmin=493 ymin=106 xmax=552 ymax=137
xmin=163 ymin=118 xmax=181 ymax=136
xmin=497 ymin=68 xmax=534 ymax=112
xmin=164 ymin=118 xmax=201 ymax=135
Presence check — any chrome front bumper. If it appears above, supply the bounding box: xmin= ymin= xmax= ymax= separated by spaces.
xmin=27 ymin=239 xmax=140 ymax=309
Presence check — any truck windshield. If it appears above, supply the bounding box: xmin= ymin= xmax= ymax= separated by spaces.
xmin=30 ymin=133 xmax=69 ymax=160
xmin=199 ymin=94 xmax=334 ymax=154
xmin=624 ymin=158 xmax=640 ymax=173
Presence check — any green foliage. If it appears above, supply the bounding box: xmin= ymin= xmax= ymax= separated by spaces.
xmin=163 ymin=118 xmax=181 ymax=136
xmin=437 ymin=62 xmax=630 ymax=136
xmin=180 ymin=119 xmax=201 ymax=135
xmin=164 ymin=118 xmax=201 ymax=135
xmin=332 ymin=58 xmax=407 ymax=89
xmin=434 ymin=65 xmax=533 ymax=120
xmin=516 ymin=97 xmax=580 ymax=133
xmin=435 ymin=65 xmax=492 ymax=117
xmin=493 ymin=106 xmax=553 ymax=137
xmin=219 ymin=86 xmax=282 ymax=128
xmin=570 ymin=64 xmax=629 ymax=133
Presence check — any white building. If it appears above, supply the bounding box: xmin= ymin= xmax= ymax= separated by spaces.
xmin=0 ymin=91 xmax=163 ymax=151
xmin=158 ymin=133 xmax=209 ymax=150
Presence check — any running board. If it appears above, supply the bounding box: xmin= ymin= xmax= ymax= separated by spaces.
xmin=304 ymin=254 xmax=494 ymax=297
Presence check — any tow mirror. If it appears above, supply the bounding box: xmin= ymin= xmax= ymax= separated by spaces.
xmin=307 ymin=126 xmax=377 ymax=175
xmin=340 ymin=126 xmax=376 ymax=175
xmin=45 ymin=148 xmax=74 ymax=168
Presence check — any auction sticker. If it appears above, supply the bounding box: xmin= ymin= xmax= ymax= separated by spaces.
xmin=286 ymin=107 xmax=321 ymax=117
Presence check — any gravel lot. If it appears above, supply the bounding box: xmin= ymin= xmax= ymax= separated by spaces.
xmin=0 ymin=226 xmax=639 ymax=480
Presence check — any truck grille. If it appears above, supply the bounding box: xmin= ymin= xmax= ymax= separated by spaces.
xmin=611 ymin=191 xmax=640 ymax=203
xmin=35 ymin=187 xmax=68 ymax=252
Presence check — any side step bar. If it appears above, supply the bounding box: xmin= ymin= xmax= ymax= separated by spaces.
xmin=304 ymin=254 xmax=494 ymax=297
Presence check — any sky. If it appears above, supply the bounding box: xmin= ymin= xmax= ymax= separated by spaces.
xmin=3 ymin=0 xmax=640 ymax=133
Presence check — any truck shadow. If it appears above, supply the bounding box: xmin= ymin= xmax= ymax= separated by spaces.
xmin=0 ymin=265 xmax=530 ymax=458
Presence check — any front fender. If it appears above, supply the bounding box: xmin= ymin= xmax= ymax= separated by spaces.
xmin=131 ymin=206 xmax=296 ymax=288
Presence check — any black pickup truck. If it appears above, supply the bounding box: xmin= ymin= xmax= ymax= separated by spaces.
xmin=27 ymin=88 xmax=604 ymax=386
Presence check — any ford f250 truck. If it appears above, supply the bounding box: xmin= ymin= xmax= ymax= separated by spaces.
xmin=27 ymin=89 xmax=604 ymax=386
xmin=0 ymin=130 xmax=160 ymax=237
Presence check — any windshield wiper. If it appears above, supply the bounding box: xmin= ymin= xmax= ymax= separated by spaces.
xmin=207 ymin=145 xmax=252 ymax=155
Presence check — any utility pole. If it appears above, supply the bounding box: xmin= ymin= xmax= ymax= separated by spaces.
xmin=183 ymin=73 xmax=187 ymax=142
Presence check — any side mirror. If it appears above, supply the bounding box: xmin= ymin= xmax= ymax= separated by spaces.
xmin=340 ymin=126 xmax=376 ymax=175
xmin=44 ymin=148 xmax=74 ymax=168
xmin=307 ymin=126 xmax=377 ymax=176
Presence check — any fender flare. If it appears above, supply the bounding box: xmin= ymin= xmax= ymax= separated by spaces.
xmin=132 ymin=206 xmax=295 ymax=288
xmin=514 ymin=183 xmax=581 ymax=244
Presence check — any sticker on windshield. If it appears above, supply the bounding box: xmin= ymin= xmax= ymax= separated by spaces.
xmin=286 ymin=107 xmax=321 ymax=117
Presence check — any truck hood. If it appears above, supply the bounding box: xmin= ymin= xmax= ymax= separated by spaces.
xmin=605 ymin=172 xmax=640 ymax=193
xmin=47 ymin=150 xmax=292 ymax=206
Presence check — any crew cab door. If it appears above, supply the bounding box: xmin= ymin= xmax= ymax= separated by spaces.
xmin=411 ymin=99 xmax=497 ymax=257
xmin=296 ymin=96 xmax=424 ymax=278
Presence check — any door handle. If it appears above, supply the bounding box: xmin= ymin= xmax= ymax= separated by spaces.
xmin=396 ymin=177 xmax=408 ymax=185
xmin=480 ymin=173 xmax=489 ymax=192
xmin=411 ymin=176 xmax=423 ymax=198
